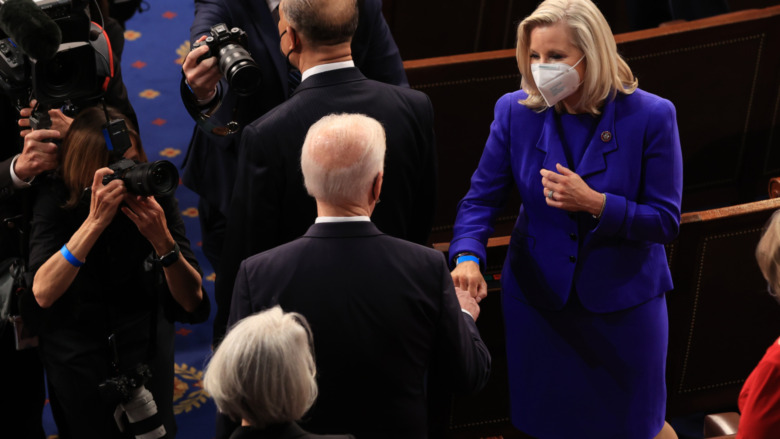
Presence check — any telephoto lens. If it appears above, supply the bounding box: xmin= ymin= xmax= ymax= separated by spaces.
xmin=117 ymin=385 xmax=166 ymax=439
xmin=98 ymin=364 xmax=166 ymax=439
xmin=192 ymin=24 xmax=262 ymax=96
xmin=122 ymin=160 xmax=179 ymax=197
xmin=217 ymin=42 xmax=261 ymax=96
xmin=103 ymin=159 xmax=179 ymax=197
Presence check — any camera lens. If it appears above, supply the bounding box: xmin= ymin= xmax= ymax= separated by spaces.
xmin=123 ymin=160 xmax=179 ymax=197
xmin=32 ymin=42 xmax=98 ymax=105
xmin=217 ymin=44 xmax=261 ymax=96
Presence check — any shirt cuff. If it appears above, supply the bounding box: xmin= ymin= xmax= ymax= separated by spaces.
xmin=196 ymin=90 xmax=217 ymax=106
xmin=10 ymin=154 xmax=33 ymax=189
xmin=461 ymin=308 xmax=474 ymax=319
xmin=188 ymin=80 xmax=217 ymax=107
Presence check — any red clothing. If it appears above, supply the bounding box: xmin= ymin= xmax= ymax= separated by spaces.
xmin=738 ymin=338 xmax=780 ymax=439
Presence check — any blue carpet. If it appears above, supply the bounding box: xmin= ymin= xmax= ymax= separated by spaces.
xmin=43 ymin=1 xmax=219 ymax=437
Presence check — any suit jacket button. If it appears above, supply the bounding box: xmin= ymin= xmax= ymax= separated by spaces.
xmin=569 ymin=233 xmax=577 ymax=241
xmin=569 ymin=255 xmax=577 ymax=262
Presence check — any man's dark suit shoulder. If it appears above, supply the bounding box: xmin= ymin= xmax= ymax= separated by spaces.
xmin=246 ymin=73 xmax=431 ymax=134
xmin=238 ymin=71 xmax=433 ymax=168
xmin=241 ymin=227 xmax=449 ymax=289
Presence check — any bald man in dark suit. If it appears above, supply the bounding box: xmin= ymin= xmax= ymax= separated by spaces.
xmin=229 ymin=114 xmax=489 ymax=439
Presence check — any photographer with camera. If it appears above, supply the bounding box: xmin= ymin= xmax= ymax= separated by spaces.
xmin=0 ymin=94 xmax=53 ymax=439
xmin=27 ymin=106 xmax=208 ymax=438
xmin=0 ymin=0 xmax=142 ymax=435
xmin=180 ymin=0 xmax=408 ymax=276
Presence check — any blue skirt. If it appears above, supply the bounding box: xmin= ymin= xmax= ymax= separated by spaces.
xmin=501 ymin=285 xmax=668 ymax=439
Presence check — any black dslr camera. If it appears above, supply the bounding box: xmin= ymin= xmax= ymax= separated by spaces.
xmin=99 ymin=363 xmax=166 ymax=439
xmin=193 ymin=23 xmax=261 ymax=96
xmin=102 ymin=158 xmax=179 ymax=197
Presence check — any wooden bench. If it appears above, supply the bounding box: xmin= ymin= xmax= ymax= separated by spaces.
xmin=406 ymin=5 xmax=780 ymax=246
xmin=665 ymin=197 xmax=780 ymax=417
xmin=430 ymin=197 xmax=780 ymax=436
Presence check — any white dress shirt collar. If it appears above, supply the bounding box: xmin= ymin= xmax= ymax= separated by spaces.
xmin=301 ymin=60 xmax=355 ymax=83
xmin=315 ymin=216 xmax=370 ymax=223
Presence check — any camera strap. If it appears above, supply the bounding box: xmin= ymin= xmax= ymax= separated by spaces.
xmin=101 ymin=229 xmax=160 ymax=374
xmin=100 ymin=99 xmax=132 ymax=158
xmin=105 ymin=285 xmax=159 ymax=375
xmin=179 ymin=72 xmax=239 ymax=136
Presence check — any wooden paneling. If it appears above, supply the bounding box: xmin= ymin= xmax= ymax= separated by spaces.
xmin=381 ymin=0 xmax=780 ymax=60
xmin=665 ymin=198 xmax=780 ymax=416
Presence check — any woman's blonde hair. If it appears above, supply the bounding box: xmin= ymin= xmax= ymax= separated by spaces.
xmin=756 ymin=210 xmax=780 ymax=303
xmin=203 ymin=306 xmax=318 ymax=428
xmin=516 ymin=0 xmax=638 ymax=114
xmin=59 ymin=106 xmax=145 ymax=208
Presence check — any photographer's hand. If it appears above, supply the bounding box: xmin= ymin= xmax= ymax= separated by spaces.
xmin=88 ymin=168 xmax=127 ymax=230
xmin=18 ymin=99 xmax=73 ymax=137
xmin=183 ymin=36 xmax=221 ymax=102
xmin=15 ymin=128 xmax=61 ymax=181
xmin=122 ymin=195 xmax=204 ymax=312
xmin=33 ymin=168 xmax=126 ymax=308
xmin=121 ymin=195 xmax=172 ymax=251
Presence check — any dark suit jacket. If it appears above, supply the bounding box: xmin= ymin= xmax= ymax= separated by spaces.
xmin=0 ymin=94 xmax=27 ymax=277
xmin=229 ymin=221 xmax=491 ymax=439
xmin=182 ymin=0 xmax=408 ymax=215
xmin=230 ymin=423 xmax=354 ymax=439
xmin=0 ymin=96 xmax=22 ymax=205
xmin=214 ymin=67 xmax=436 ymax=340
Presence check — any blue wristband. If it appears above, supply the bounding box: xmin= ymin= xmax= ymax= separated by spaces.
xmin=456 ymin=255 xmax=479 ymax=266
xmin=60 ymin=244 xmax=85 ymax=268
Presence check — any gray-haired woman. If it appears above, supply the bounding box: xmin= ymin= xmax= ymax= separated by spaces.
xmin=204 ymin=307 xmax=355 ymax=439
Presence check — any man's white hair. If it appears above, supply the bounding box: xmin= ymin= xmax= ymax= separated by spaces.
xmin=301 ymin=113 xmax=386 ymax=205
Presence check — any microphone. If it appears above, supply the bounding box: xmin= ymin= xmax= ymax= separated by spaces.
xmin=0 ymin=0 xmax=62 ymax=60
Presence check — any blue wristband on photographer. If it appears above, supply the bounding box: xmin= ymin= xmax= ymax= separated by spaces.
xmin=60 ymin=244 xmax=85 ymax=268
xmin=456 ymin=255 xmax=479 ymax=265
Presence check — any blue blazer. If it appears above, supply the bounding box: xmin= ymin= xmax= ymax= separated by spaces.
xmin=449 ymin=89 xmax=683 ymax=312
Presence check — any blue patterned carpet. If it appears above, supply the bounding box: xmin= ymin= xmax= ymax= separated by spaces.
xmin=43 ymin=1 xmax=219 ymax=437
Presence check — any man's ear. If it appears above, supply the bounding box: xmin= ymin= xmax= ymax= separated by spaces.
xmin=372 ymin=171 xmax=383 ymax=203
xmin=288 ymin=27 xmax=300 ymax=51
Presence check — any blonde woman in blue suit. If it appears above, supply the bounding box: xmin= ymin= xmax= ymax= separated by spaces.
xmin=449 ymin=0 xmax=682 ymax=438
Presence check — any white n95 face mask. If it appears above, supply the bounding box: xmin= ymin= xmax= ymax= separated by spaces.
xmin=530 ymin=55 xmax=585 ymax=107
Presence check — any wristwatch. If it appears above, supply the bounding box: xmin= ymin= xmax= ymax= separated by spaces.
xmin=155 ymin=242 xmax=181 ymax=267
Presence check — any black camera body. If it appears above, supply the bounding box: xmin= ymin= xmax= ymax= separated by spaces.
xmin=102 ymin=158 xmax=179 ymax=197
xmin=193 ymin=23 xmax=261 ymax=96
xmin=99 ymin=363 xmax=153 ymax=405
